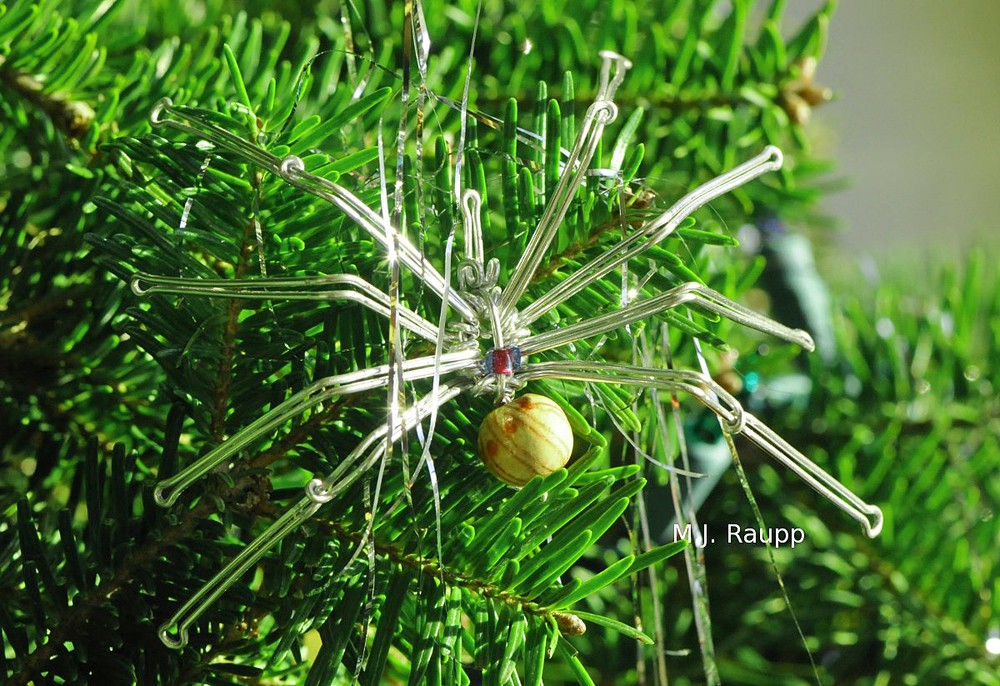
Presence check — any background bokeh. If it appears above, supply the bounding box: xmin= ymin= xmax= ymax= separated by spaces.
xmin=808 ymin=1 xmax=1000 ymax=257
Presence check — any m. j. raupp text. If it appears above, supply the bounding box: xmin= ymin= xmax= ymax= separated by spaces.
xmin=673 ymin=523 xmax=806 ymax=548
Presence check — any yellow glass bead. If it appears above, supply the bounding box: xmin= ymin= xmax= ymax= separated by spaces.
xmin=478 ymin=393 xmax=574 ymax=487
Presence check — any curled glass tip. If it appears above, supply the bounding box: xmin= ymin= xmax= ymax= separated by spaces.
xmin=158 ymin=625 xmax=187 ymax=650
xmin=865 ymin=507 xmax=885 ymax=538
xmin=461 ymin=189 xmax=485 ymax=267
xmin=596 ymin=51 xmax=633 ymax=101
xmin=598 ymin=50 xmax=633 ymax=68
xmin=149 ymin=97 xmax=173 ymax=125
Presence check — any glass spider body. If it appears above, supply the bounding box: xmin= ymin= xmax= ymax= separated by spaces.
xmin=479 ymin=393 xmax=574 ymax=487
xmin=131 ymin=51 xmax=882 ymax=649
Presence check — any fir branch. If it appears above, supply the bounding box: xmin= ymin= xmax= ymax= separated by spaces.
xmin=7 ymin=498 xmax=213 ymax=686
xmin=2 ymin=2 xmax=894 ymax=683
xmin=0 ymin=54 xmax=96 ymax=141
xmin=869 ymin=549 xmax=986 ymax=654
xmin=531 ymin=200 xmax=650 ymax=283
xmin=321 ymin=519 xmax=589 ymax=638
xmin=248 ymin=395 xmax=365 ymax=471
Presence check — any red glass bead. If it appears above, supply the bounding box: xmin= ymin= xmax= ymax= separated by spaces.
xmin=482 ymin=345 xmax=522 ymax=376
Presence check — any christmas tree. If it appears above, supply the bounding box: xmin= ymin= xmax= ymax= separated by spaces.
xmin=2 ymin=1 xmax=996 ymax=684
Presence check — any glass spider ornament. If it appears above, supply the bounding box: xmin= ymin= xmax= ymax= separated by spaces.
xmin=131 ymin=51 xmax=883 ymax=649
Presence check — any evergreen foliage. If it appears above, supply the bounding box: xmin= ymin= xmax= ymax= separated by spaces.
xmin=2 ymin=1 xmax=995 ymax=685
xmin=691 ymin=252 xmax=999 ymax=685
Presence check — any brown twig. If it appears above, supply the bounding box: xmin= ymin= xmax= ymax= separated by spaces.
xmin=0 ymin=55 xmax=96 ymax=142
xmin=209 ymin=213 xmax=260 ymax=441
xmin=321 ymin=519 xmax=587 ymax=637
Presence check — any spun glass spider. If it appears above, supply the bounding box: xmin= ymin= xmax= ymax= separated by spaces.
xmin=132 ymin=51 xmax=883 ymax=649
